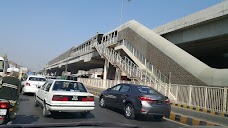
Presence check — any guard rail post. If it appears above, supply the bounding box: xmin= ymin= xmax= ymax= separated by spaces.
xmin=168 ymin=72 xmax=171 ymax=97
xmin=175 ymin=85 xmax=179 ymax=102
xmin=204 ymin=87 xmax=208 ymax=109
xmin=223 ymin=87 xmax=227 ymax=113
xmin=188 ymin=85 xmax=192 ymax=106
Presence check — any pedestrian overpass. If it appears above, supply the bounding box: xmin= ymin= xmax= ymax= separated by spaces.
xmin=45 ymin=1 xmax=228 ymax=115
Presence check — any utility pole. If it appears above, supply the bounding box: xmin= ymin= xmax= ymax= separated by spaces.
xmin=120 ymin=0 xmax=124 ymax=25
xmin=120 ymin=0 xmax=131 ymax=25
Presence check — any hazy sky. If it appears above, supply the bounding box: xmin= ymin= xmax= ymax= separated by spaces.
xmin=0 ymin=0 xmax=222 ymax=71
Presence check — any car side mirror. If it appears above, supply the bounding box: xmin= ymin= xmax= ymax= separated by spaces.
xmin=37 ymin=85 xmax=41 ymax=89
xmin=107 ymin=88 xmax=111 ymax=91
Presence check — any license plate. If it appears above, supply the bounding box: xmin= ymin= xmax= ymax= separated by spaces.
xmin=72 ymin=96 xmax=78 ymax=101
xmin=0 ymin=109 xmax=7 ymax=115
xmin=157 ymin=101 xmax=162 ymax=105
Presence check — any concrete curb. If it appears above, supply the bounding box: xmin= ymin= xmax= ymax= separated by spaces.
xmin=165 ymin=112 xmax=219 ymax=126
xmin=89 ymin=90 xmax=101 ymax=97
xmin=88 ymin=90 xmax=220 ymax=126
xmin=170 ymin=103 xmax=228 ymax=118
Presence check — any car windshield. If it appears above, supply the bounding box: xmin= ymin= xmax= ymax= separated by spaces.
xmin=52 ymin=81 xmax=87 ymax=92
xmin=137 ymin=86 xmax=160 ymax=95
xmin=29 ymin=77 xmax=46 ymax=81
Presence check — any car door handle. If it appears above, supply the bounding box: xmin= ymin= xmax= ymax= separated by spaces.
xmin=44 ymin=92 xmax=47 ymax=94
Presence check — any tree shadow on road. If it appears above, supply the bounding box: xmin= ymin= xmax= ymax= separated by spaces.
xmin=49 ymin=112 xmax=95 ymax=119
xmin=12 ymin=115 xmax=39 ymax=124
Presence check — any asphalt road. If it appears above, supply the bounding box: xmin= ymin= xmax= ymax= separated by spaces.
xmin=12 ymin=94 xmax=184 ymax=128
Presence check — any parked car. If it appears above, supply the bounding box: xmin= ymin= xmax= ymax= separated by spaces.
xmin=34 ymin=79 xmax=95 ymax=117
xmin=99 ymin=84 xmax=171 ymax=120
xmin=21 ymin=75 xmax=47 ymax=94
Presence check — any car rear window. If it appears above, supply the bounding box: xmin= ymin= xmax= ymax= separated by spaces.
xmin=137 ymin=86 xmax=159 ymax=95
xmin=28 ymin=77 xmax=46 ymax=81
xmin=52 ymin=81 xmax=87 ymax=92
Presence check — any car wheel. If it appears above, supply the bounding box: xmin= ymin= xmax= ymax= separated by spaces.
xmin=99 ymin=97 xmax=106 ymax=108
xmin=34 ymin=96 xmax=39 ymax=107
xmin=81 ymin=111 xmax=90 ymax=117
xmin=42 ymin=102 xmax=50 ymax=117
xmin=154 ymin=115 xmax=163 ymax=121
xmin=124 ymin=103 xmax=135 ymax=119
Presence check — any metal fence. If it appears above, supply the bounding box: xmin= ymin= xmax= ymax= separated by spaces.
xmin=170 ymin=84 xmax=228 ymax=113
xmin=78 ymin=78 xmax=137 ymax=89
xmin=78 ymin=78 xmax=228 ymax=114
xmin=78 ymin=78 xmax=170 ymax=98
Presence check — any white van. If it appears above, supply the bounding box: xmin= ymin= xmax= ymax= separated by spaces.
xmin=0 ymin=56 xmax=9 ymax=77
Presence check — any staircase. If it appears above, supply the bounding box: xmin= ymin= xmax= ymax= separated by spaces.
xmin=93 ymin=42 xmax=176 ymax=99
xmin=116 ymin=39 xmax=170 ymax=84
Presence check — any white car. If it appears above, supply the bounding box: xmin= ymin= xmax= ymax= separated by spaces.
xmin=21 ymin=75 xmax=47 ymax=94
xmin=34 ymin=79 xmax=95 ymax=117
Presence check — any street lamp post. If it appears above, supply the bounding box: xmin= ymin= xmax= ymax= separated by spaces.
xmin=120 ymin=0 xmax=124 ymax=25
xmin=120 ymin=0 xmax=131 ymax=25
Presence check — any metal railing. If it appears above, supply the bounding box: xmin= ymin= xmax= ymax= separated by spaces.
xmin=78 ymin=78 xmax=228 ymax=114
xmin=48 ymin=43 xmax=95 ymax=67
xmin=117 ymin=39 xmax=170 ymax=84
xmin=70 ymin=44 xmax=94 ymax=57
xmin=47 ymin=36 xmax=115 ymax=68
xmin=48 ymin=48 xmax=72 ymax=66
xmin=93 ymin=43 xmax=170 ymax=97
xmin=79 ymin=78 xmax=137 ymax=89
xmin=95 ymin=44 xmax=148 ymax=82
xmin=101 ymin=37 xmax=118 ymax=47
xmin=98 ymin=38 xmax=171 ymax=97
xmin=78 ymin=78 xmax=167 ymax=95
xmin=91 ymin=37 xmax=118 ymax=48
xmin=170 ymin=84 xmax=228 ymax=113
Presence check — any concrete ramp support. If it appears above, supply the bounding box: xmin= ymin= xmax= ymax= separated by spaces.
xmin=117 ymin=20 xmax=228 ymax=87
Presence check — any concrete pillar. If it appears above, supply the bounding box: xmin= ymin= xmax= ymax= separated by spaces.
xmin=103 ymin=59 xmax=109 ymax=88
xmin=115 ymin=68 xmax=121 ymax=83
xmin=56 ymin=70 xmax=62 ymax=76
xmin=71 ymin=69 xmax=78 ymax=74
xmin=115 ymin=50 xmax=121 ymax=83
xmin=107 ymin=65 xmax=116 ymax=80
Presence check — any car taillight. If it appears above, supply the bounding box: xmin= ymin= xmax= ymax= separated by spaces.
xmin=52 ymin=95 xmax=68 ymax=101
xmin=26 ymin=82 xmax=30 ymax=86
xmin=82 ymin=96 xmax=94 ymax=102
xmin=0 ymin=102 xmax=9 ymax=109
xmin=165 ymin=99 xmax=170 ymax=103
xmin=138 ymin=96 xmax=154 ymax=102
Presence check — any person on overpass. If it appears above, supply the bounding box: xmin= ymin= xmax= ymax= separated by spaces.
xmin=0 ymin=67 xmax=21 ymax=123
